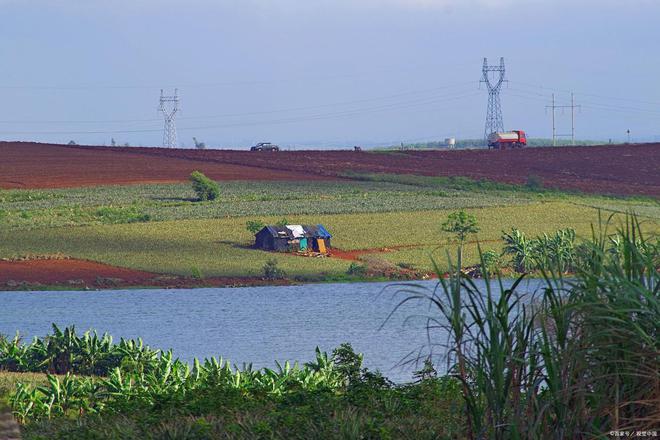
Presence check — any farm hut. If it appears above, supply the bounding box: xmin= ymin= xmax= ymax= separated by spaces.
xmin=254 ymin=224 xmax=332 ymax=253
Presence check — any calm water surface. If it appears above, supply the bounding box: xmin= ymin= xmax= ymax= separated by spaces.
xmin=0 ymin=279 xmax=546 ymax=382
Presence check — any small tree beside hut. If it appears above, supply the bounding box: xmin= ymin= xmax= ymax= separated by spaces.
xmin=442 ymin=210 xmax=479 ymax=264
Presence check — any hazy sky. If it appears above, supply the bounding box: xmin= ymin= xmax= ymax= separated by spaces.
xmin=1 ymin=0 xmax=659 ymax=148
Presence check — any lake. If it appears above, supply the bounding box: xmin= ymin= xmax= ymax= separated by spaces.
xmin=0 ymin=278 xmax=546 ymax=382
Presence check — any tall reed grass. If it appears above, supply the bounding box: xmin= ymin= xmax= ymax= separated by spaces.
xmin=391 ymin=214 xmax=658 ymax=438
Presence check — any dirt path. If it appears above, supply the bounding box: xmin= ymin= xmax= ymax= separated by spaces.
xmin=330 ymin=239 xmax=502 ymax=261
xmin=330 ymin=244 xmax=429 ymax=261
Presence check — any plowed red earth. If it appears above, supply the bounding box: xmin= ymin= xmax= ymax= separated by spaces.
xmin=0 ymin=259 xmax=290 ymax=290
xmin=1 ymin=141 xmax=658 ymax=197
xmin=0 ymin=142 xmax=334 ymax=189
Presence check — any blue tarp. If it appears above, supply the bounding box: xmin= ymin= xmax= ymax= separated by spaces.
xmin=314 ymin=224 xmax=332 ymax=238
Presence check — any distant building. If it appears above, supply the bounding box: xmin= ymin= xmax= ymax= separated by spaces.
xmin=254 ymin=224 xmax=332 ymax=253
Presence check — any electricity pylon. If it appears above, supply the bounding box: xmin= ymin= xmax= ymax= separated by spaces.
xmin=480 ymin=57 xmax=506 ymax=144
xmin=158 ymin=89 xmax=179 ymax=148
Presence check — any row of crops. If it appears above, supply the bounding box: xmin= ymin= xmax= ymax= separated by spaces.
xmin=0 ymin=180 xmax=536 ymax=229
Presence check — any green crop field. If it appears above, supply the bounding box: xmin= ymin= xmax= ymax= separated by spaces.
xmin=1 ymin=178 xmax=658 ymax=281
xmin=1 ymin=187 xmax=658 ymax=279
xmin=0 ymin=180 xmax=542 ymax=230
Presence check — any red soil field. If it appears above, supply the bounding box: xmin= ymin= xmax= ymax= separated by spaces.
xmin=0 ymin=259 xmax=157 ymax=287
xmin=0 ymin=142 xmax=334 ymax=189
xmin=0 ymin=258 xmax=291 ymax=290
xmin=122 ymin=143 xmax=659 ymax=197
xmin=1 ymin=141 xmax=658 ymax=196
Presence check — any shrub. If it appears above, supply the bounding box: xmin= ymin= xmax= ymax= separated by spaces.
xmin=246 ymin=220 xmax=265 ymax=234
xmin=412 ymin=358 xmax=437 ymax=383
xmin=396 ymin=262 xmax=416 ymax=270
xmin=190 ymin=266 xmax=204 ymax=279
xmin=94 ymin=207 xmax=150 ymax=224
xmin=332 ymin=343 xmax=363 ymax=386
xmin=190 ymin=171 xmax=220 ymax=201
xmin=480 ymin=249 xmax=500 ymax=275
xmin=275 ymin=218 xmax=289 ymax=227
xmin=346 ymin=262 xmax=367 ymax=276
xmin=263 ymin=259 xmax=285 ymax=280
xmin=526 ymin=174 xmax=544 ymax=190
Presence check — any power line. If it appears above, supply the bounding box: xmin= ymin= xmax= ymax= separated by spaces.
xmin=504 ymin=87 xmax=660 ymax=116
xmin=0 ymin=90 xmax=480 ymax=136
xmin=0 ymin=82 xmax=476 ymax=125
xmin=514 ymin=81 xmax=660 ymax=108
xmin=0 ymin=62 xmax=477 ymax=91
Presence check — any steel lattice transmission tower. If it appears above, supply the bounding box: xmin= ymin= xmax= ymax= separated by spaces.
xmin=480 ymin=57 xmax=506 ymax=143
xmin=158 ymin=89 xmax=179 ymax=148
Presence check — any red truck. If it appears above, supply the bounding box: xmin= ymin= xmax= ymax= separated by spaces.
xmin=487 ymin=130 xmax=527 ymax=149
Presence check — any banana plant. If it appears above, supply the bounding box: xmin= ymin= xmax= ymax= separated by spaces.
xmin=0 ymin=334 xmax=31 ymax=372
xmin=117 ymin=338 xmax=159 ymax=375
xmin=44 ymin=324 xmax=81 ymax=374
xmin=77 ymin=330 xmax=114 ymax=375
xmin=10 ymin=383 xmax=42 ymax=423
xmin=501 ymin=228 xmax=535 ymax=272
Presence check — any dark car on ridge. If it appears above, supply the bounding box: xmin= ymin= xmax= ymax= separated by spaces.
xmin=250 ymin=142 xmax=280 ymax=151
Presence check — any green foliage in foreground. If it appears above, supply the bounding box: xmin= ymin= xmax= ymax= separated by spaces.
xmin=390 ymin=214 xmax=659 ymax=437
xmin=1 ymin=329 xmax=464 ymax=439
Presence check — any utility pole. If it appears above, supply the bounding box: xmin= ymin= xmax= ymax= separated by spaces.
xmin=551 ymin=94 xmax=556 ymax=146
xmin=546 ymin=92 xmax=580 ymax=146
xmin=571 ymin=93 xmax=576 ymax=146
xmin=480 ymin=57 xmax=506 ymax=145
xmin=158 ymin=89 xmax=179 ymax=148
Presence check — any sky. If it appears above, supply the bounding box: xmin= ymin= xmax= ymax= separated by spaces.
xmin=0 ymin=0 xmax=659 ymax=148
